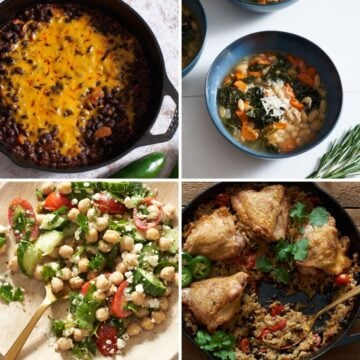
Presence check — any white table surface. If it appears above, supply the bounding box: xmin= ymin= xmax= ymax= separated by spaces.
xmin=0 ymin=0 xmax=179 ymax=179
xmin=182 ymin=0 xmax=360 ymax=179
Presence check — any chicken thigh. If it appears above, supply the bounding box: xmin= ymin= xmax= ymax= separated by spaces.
xmin=182 ymin=272 xmax=249 ymax=332
xmin=183 ymin=207 xmax=245 ymax=261
xmin=231 ymin=185 xmax=288 ymax=242
xmin=296 ymin=216 xmax=351 ymax=275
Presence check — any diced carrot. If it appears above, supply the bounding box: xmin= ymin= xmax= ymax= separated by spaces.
xmin=248 ymin=71 xmax=262 ymax=77
xmin=287 ymin=55 xmax=300 ymax=66
xmin=273 ymin=122 xmax=287 ymax=129
xmin=234 ymin=80 xmax=247 ymax=92
xmin=290 ymin=98 xmax=304 ymax=110
xmin=297 ymin=72 xmax=314 ymax=87
xmin=256 ymin=58 xmax=270 ymax=65
xmin=242 ymin=124 xmax=259 ymax=141
xmin=235 ymin=110 xmax=249 ymax=124
xmin=305 ymin=66 xmax=317 ymax=77
xmin=235 ymin=72 xmax=246 ymax=80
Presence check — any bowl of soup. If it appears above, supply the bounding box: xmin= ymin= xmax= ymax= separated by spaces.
xmin=182 ymin=0 xmax=206 ymax=77
xmin=228 ymin=0 xmax=299 ymax=13
xmin=205 ymin=31 xmax=342 ymax=159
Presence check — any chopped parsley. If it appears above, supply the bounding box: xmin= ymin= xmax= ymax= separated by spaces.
xmin=89 ymin=254 xmax=106 ymax=271
xmin=0 ymin=282 xmax=24 ymax=303
xmin=41 ymin=265 xmax=57 ymax=282
xmin=50 ymin=318 xmax=66 ymax=337
xmin=77 ymin=214 xmax=89 ymax=234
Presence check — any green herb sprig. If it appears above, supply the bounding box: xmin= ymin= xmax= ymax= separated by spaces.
xmin=308 ymin=125 xmax=360 ymax=179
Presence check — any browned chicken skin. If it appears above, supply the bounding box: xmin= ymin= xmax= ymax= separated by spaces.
xmin=296 ymin=216 xmax=351 ymax=275
xmin=183 ymin=207 xmax=245 ymax=261
xmin=182 ymin=272 xmax=249 ymax=332
xmin=231 ymin=185 xmax=288 ymax=242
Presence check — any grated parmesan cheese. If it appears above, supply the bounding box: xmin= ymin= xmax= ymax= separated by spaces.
xmin=261 ymin=94 xmax=289 ymax=118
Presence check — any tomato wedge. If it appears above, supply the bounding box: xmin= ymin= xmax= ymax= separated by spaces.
xmin=239 ymin=338 xmax=250 ymax=354
xmin=270 ymin=319 xmax=287 ymax=332
xmin=8 ymin=198 xmax=39 ymax=241
xmin=94 ymin=192 xmax=126 ymax=214
xmin=270 ymin=304 xmax=285 ymax=317
xmin=81 ymin=281 xmax=92 ymax=296
xmin=111 ymin=281 xmax=132 ymax=318
xmin=44 ymin=192 xmax=72 ymax=211
xmin=133 ymin=198 xmax=163 ymax=231
xmin=95 ymin=323 xmax=118 ymax=356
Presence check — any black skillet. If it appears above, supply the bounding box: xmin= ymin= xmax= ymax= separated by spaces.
xmin=182 ymin=182 xmax=360 ymax=360
xmin=0 ymin=0 xmax=178 ymax=173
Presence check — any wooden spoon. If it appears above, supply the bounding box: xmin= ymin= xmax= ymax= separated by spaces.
xmin=3 ymin=283 xmax=68 ymax=360
xmin=262 ymin=284 xmax=360 ymax=350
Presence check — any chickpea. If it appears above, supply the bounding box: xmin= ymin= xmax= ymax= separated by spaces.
xmin=95 ymin=215 xmax=109 ymax=232
xmin=77 ymin=198 xmax=90 ymax=213
xmin=158 ymin=237 xmax=172 ymax=252
xmin=109 ymin=271 xmax=124 ymax=286
xmin=135 ymin=308 xmax=150 ymax=319
xmin=87 ymin=208 xmax=96 ymax=221
xmin=85 ymin=227 xmax=98 ymax=244
xmin=96 ymin=274 xmax=110 ymax=290
xmin=60 ymin=267 xmax=72 ymax=281
xmin=116 ymin=262 xmax=127 ymax=274
xmin=174 ymin=273 xmax=179 ymax=287
xmin=120 ymin=235 xmax=134 ymax=251
xmin=56 ymin=337 xmax=73 ymax=351
xmin=69 ymin=276 xmax=84 ymax=289
xmin=127 ymin=323 xmax=142 ymax=337
xmin=51 ymin=277 xmax=64 ymax=293
xmin=93 ymin=290 xmax=107 ymax=301
xmin=163 ymin=204 xmax=176 ymax=221
xmin=34 ymin=264 xmax=43 ymax=281
xmin=58 ymin=245 xmax=74 ymax=259
xmin=130 ymin=291 xmax=145 ymax=306
xmin=146 ymin=228 xmax=160 ymax=241
xmin=8 ymin=256 xmax=19 ymax=272
xmin=40 ymin=182 xmax=55 ymax=195
xmin=107 ymin=284 xmax=117 ymax=296
xmin=160 ymin=298 xmax=169 ymax=311
xmin=78 ymin=258 xmax=89 ymax=273
xmin=123 ymin=253 xmax=138 ymax=268
xmin=57 ymin=182 xmax=72 ymax=195
xmin=103 ymin=230 xmax=120 ymax=244
xmin=96 ymin=307 xmax=110 ymax=322
xmin=141 ymin=317 xmax=155 ymax=330
xmin=98 ymin=240 xmax=112 ymax=253
xmin=67 ymin=208 xmax=80 ymax=222
xmin=147 ymin=205 xmax=160 ymax=220
xmin=160 ymin=266 xmax=175 ymax=282
xmin=151 ymin=311 xmax=166 ymax=324
xmin=73 ymin=329 xmax=85 ymax=342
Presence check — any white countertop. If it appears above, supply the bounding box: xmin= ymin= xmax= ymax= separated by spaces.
xmin=182 ymin=0 xmax=360 ymax=179
xmin=0 ymin=0 xmax=179 ymax=179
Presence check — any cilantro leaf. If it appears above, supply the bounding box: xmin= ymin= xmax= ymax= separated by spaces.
xmin=77 ymin=214 xmax=89 ymax=234
xmin=41 ymin=265 xmax=57 ymax=282
xmin=71 ymin=337 xmax=97 ymax=360
xmin=0 ymin=283 xmax=24 ymax=303
xmin=50 ymin=318 xmax=66 ymax=337
xmin=273 ymin=267 xmax=291 ymax=284
xmin=89 ymin=254 xmax=106 ymax=271
xmin=274 ymin=240 xmax=293 ymax=262
xmin=292 ymin=238 xmax=309 ymax=261
xmin=308 ymin=207 xmax=329 ymax=227
xmin=289 ymin=202 xmax=306 ymax=222
xmin=256 ymin=256 xmax=273 ymax=273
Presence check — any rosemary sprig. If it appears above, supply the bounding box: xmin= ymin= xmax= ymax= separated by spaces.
xmin=307 ymin=125 xmax=360 ymax=179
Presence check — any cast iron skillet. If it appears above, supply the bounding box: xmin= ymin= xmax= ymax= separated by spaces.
xmin=182 ymin=182 xmax=360 ymax=360
xmin=0 ymin=0 xmax=178 ymax=173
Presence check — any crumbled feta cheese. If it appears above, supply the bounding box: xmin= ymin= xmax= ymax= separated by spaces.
xmin=105 ymin=340 xmax=112 ymax=345
xmin=125 ymin=225 xmax=132 ymax=232
xmin=148 ymin=255 xmax=159 ymax=267
xmin=134 ymin=243 xmax=143 ymax=253
xmin=117 ymin=338 xmax=127 ymax=350
xmin=124 ymin=271 xmax=133 ymax=279
xmin=147 ymin=298 xmax=160 ymax=309
xmin=135 ymin=284 xmax=144 ymax=293
xmin=14 ymin=230 xmax=20 ymax=235
xmin=92 ymin=193 xmax=101 ymax=201
xmin=124 ymin=197 xmax=135 ymax=209
xmin=121 ymin=252 xmax=129 ymax=260
xmin=63 ymin=327 xmax=75 ymax=337
xmin=84 ymin=182 xmax=90 ymax=187
xmin=71 ymin=198 xmax=78 ymax=206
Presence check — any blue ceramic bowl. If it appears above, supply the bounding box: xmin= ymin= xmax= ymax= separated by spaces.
xmin=228 ymin=0 xmax=299 ymax=13
xmin=205 ymin=31 xmax=343 ymax=159
xmin=182 ymin=0 xmax=207 ymax=77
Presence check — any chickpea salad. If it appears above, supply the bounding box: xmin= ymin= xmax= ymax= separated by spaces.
xmin=0 ymin=182 xmax=178 ymax=359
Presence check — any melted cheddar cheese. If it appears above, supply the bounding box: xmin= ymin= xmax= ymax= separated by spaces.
xmin=3 ymin=9 xmax=137 ymax=156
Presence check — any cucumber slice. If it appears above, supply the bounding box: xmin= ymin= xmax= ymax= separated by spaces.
xmin=35 ymin=230 xmax=64 ymax=255
xmin=164 ymin=228 xmax=178 ymax=254
xmin=140 ymin=243 xmax=159 ymax=270
xmin=17 ymin=241 xmax=42 ymax=277
xmin=39 ymin=214 xmax=66 ymax=230
xmin=134 ymin=268 xmax=166 ymax=297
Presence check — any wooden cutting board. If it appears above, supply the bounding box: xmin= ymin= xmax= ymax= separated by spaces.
xmin=0 ymin=182 xmax=179 ymax=360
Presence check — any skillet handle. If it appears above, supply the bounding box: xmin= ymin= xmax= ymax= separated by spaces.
xmin=137 ymin=74 xmax=178 ymax=146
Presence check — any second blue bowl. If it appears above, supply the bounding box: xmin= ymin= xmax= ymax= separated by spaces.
xmin=228 ymin=0 xmax=299 ymax=13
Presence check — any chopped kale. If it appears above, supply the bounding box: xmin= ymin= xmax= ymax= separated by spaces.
xmin=218 ymin=86 xmax=245 ymax=110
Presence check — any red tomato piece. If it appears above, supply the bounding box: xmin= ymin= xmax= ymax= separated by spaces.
xmin=94 ymin=192 xmax=126 ymax=214
xmin=335 ymin=273 xmax=350 ymax=286
xmin=81 ymin=281 xmax=92 ymax=296
xmin=245 ymin=254 xmax=257 ymax=270
xmin=270 ymin=319 xmax=287 ymax=332
xmin=111 ymin=281 xmax=132 ymax=318
xmin=270 ymin=304 xmax=285 ymax=317
xmin=214 ymin=193 xmax=230 ymax=207
xmin=259 ymin=329 xmax=271 ymax=340
xmin=95 ymin=323 xmax=118 ymax=356
xmin=133 ymin=198 xmax=163 ymax=231
xmin=8 ymin=198 xmax=39 ymax=240
xmin=44 ymin=192 xmax=72 ymax=211
xmin=239 ymin=338 xmax=250 ymax=354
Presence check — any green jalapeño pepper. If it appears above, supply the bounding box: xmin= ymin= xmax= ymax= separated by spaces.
xmin=182 ymin=252 xmax=193 ymax=267
xmin=188 ymin=255 xmax=212 ymax=280
xmin=182 ymin=267 xmax=193 ymax=288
